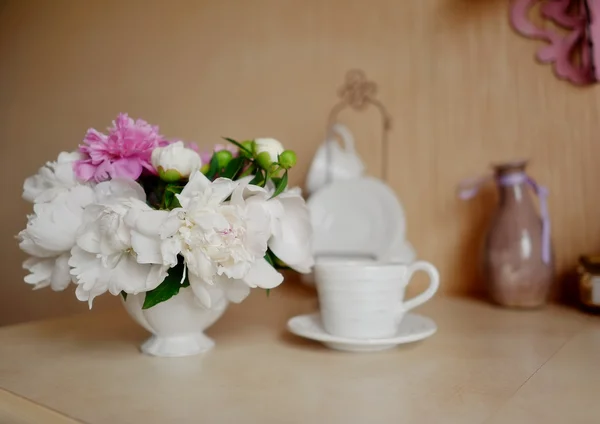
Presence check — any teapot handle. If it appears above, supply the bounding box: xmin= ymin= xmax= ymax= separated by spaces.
xmin=328 ymin=123 xmax=356 ymax=154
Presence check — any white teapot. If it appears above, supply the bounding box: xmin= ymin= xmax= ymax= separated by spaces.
xmin=305 ymin=123 xmax=365 ymax=196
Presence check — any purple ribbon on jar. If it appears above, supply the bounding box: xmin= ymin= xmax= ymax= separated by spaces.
xmin=457 ymin=172 xmax=551 ymax=265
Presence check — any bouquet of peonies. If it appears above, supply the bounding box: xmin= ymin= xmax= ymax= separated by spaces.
xmin=18 ymin=113 xmax=314 ymax=310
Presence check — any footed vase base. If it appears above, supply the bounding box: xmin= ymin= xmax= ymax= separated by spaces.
xmin=140 ymin=334 xmax=215 ymax=357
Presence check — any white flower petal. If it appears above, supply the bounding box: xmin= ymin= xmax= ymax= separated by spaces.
xmin=209 ymin=178 xmax=239 ymax=204
xmin=244 ymin=203 xmax=272 ymax=257
xmin=94 ymin=179 xmax=145 ymax=203
xmin=160 ymin=211 xmax=183 ymax=239
xmin=22 ymin=151 xmax=82 ymax=203
xmin=185 ymin=250 xmax=215 ymax=284
xmin=131 ymin=232 xmax=163 ymax=264
xmin=188 ymin=272 xmax=212 ymax=308
xmin=128 ymin=209 xmax=170 ymax=236
xmin=243 ymin=258 xmax=283 ymax=289
xmin=152 ymin=141 xmax=202 ymax=177
xmin=23 ymin=257 xmax=54 ymax=289
xmin=254 ymin=138 xmax=284 ymax=162
xmin=221 ymin=278 xmax=251 ymax=303
xmin=145 ymin=264 xmax=169 ymax=290
xmin=177 ymin=171 xmax=211 ymax=208
xmin=19 ymin=232 xmax=56 ymax=258
xmin=73 ymin=249 xmax=111 ymax=309
xmin=110 ymin=255 xmax=161 ymax=295
xmin=75 ymin=228 xmax=101 ymax=254
xmin=160 ymin=238 xmax=181 ymax=268
xmin=49 ymin=253 xmax=72 ymax=291
xmin=268 ymin=192 xmax=314 ymax=273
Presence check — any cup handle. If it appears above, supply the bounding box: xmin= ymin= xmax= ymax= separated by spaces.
xmin=400 ymin=261 xmax=440 ymax=312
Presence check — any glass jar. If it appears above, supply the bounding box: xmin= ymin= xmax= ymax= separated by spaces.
xmin=577 ymin=255 xmax=600 ymax=313
xmin=482 ymin=160 xmax=554 ymax=308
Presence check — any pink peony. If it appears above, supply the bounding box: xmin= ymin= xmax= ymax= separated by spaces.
xmin=200 ymin=143 xmax=238 ymax=164
xmin=74 ymin=113 xmax=165 ymax=182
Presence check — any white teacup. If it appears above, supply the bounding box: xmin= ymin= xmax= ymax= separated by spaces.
xmin=314 ymin=259 xmax=440 ymax=339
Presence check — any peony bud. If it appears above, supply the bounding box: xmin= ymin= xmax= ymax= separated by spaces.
xmin=215 ymin=150 xmax=233 ymax=168
xmin=254 ymin=138 xmax=284 ymax=163
xmin=256 ymin=151 xmax=273 ymax=170
xmin=238 ymin=140 xmax=255 ymax=158
xmin=278 ymin=150 xmax=297 ymax=169
xmin=151 ymin=141 xmax=202 ymax=181
xmin=240 ymin=140 xmax=255 ymax=156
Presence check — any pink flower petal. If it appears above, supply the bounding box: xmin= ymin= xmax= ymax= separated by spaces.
xmin=73 ymin=160 xmax=97 ymax=182
xmin=141 ymin=160 xmax=158 ymax=175
xmin=111 ymin=159 xmax=143 ymax=180
xmin=76 ymin=113 xmax=164 ymax=182
xmin=94 ymin=161 xmax=113 ymax=182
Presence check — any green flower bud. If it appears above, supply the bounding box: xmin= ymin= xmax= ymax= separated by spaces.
xmin=215 ymin=150 xmax=233 ymax=168
xmin=200 ymin=164 xmax=210 ymax=174
xmin=240 ymin=140 xmax=255 ymax=157
xmin=157 ymin=166 xmax=182 ymax=183
xmin=256 ymin=151 xmax=273 ymax=170
xmin=278 ymin=150 xmax=297 ymax=169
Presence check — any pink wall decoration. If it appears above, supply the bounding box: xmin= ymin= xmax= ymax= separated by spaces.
xmin=510 ymin=0 xmax=600 ymax=85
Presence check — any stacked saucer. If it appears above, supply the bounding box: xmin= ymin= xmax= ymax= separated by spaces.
xmin=301 ymin=176 xmax=416 ymax=286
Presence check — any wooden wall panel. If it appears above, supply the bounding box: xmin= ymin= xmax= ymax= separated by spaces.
xmin=1 ymin=0 xmax=599 ymax=324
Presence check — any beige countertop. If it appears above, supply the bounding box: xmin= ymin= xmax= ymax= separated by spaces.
xmin=0 ymin=284 xmax=599 ymax=424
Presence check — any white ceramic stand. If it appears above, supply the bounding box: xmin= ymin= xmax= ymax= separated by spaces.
xmin=122 ymin=286 xmax=228 ymax=357
xmin=140 ymin=334 xmax=215 ymax=357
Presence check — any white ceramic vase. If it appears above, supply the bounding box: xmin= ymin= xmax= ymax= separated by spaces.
xmin=122 ymin=286 xmax=228 ymax=357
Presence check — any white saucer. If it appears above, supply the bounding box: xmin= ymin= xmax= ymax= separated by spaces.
xmin=307 ymin=176 xmax=407 ymax=260
xmin=287 ymin=312 xmax=437 ymax=353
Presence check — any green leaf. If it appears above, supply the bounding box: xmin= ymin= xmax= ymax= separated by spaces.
xmin=264 ymin=248 xmax=290 ymax=270
xmin=259 ymin=165 xmax=276 ymax=188
xmin=263 ymin=251 xmax=279 ymax=298
xmin=270 ymin=170 xmax=288 ymax=198
xmin=220 ymin=156 xmax=246 ymax=179
xmin=249 ymin=169 xmax=264 ymax=186
xmin=264 ymin=250 xmax=275 ymax=267
xmin=205 ymin=153 xmax=221 ymax=180
xmin=142 ymin=261 xmax=187 ymax=309
xmin=141 ymin=176 xmax=167 ymax=209
xmin=222 ymin=137 xmax=253 ymax=155
xmin=162 ymin=184 xmax=184 ymax=210
xmin=121 ymin=292 xmax=127 ymax=301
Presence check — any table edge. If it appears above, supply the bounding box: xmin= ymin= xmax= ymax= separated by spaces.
xmin=0 ymin=387 xmax=82 ymax=424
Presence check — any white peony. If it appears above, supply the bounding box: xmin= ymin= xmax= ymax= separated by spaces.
xmin=23 ymin=151 xmax=84 ymax=203
xmin=18 ymin=185 xmax=95 ymax=290
xmin=151 ymin=141 xmax=202 ymax=180
xmin=69 ymin=180 xmax=170 ymax=307
xmin=18 ymin=151 xmax=94 ymax=291
xmin=267 ymin=188 xmax=314 ymax=273
xmin=132 ymin=171 xmax=284 ymax=308
xmin=227 ymin=180 xmax=314 ymax=273
xmin=254 ymin=138 xmax=284 ymax=162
